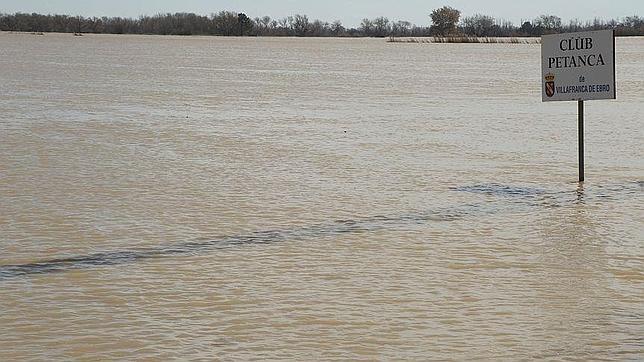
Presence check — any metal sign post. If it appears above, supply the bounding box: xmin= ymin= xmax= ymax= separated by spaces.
xmin=541 ymin=29 xmax=616 ymax=182
xmin=578 ymin=100 xmax=584 ymax=182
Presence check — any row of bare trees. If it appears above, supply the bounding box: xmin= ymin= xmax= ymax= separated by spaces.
xmin=0 ymin=9 xmax=642 ymax=37
xmin=430 ymin=6 xmax=643 ymax=37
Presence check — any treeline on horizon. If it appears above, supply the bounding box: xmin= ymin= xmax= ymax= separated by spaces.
xmin=1 ymin=7 xmax=643 ymax=37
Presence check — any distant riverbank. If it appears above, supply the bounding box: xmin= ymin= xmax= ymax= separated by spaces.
xmin=0 ymin=31 xmax=541 ymax=43
xmin=1 ymin=11 xmax=643 ymax=38
xmin=4 ymin=31 xmax=643 ymax=45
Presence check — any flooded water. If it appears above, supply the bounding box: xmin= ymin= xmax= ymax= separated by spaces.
xmin=0 ymin=33 xmax=642 ymax=360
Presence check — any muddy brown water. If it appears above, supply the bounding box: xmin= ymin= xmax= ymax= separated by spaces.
xmin=0 ymin=33 xmax=642 ymax=360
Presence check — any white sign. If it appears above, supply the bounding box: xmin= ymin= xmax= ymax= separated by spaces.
xmin=541 ymin=30 xmax=615 ymax=102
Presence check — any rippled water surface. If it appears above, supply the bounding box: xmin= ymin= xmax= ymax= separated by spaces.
xmin=1 ymin=33 xmax=643 ymax=360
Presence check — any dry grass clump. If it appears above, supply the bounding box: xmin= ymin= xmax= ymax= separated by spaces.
xmin=388 ymin=36 xmax=540 ymax=44
xmin=387 ymin=37 xmax=432 ymax=43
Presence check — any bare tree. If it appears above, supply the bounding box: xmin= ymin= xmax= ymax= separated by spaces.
xmin=331 ymin=20 xmax=344 ymax=36
xmin=372 ymin=17 xmax=391 ymax=37
xmin=430 ymin=6 xmax=461 ymax=36
xmin=212 ymin=11 xmax=238 ymax=36
xmin=392 ymin=20 xmax=412 ymax=36
xmin=360 ymin=18 xmax=373 ymax=36
xmin=461 ymin=14 xmax=495 ymax=37
xmin=237 ymin=13 xmax=253 ymax=36
xmin=535 ymin=14 xmax=562 ymax=33
xmin=308 ymin=19 xmax=328 ymax=36
xmin=292 ymin=14 xmax=309 ymax=36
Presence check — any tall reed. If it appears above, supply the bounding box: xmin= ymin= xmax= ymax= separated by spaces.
xmin=388 ymin=36 xmax=540 ymax=44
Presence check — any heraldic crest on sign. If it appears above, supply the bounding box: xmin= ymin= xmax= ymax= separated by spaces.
xmin=544 ymin=73 xmax=555 ymax=98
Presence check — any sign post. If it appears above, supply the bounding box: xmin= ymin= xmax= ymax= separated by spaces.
xmin=578 ymin=100 xmax=584 ymax=181
xmin=541 ymin=29 xmax=616 ymax=182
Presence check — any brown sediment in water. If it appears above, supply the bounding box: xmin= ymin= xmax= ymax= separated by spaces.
xmin=0 ymin=33 xmax=641 ymax=361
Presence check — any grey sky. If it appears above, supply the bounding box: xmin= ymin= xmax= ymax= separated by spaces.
xmin=1 ymin=0 xmax=642 ymax=27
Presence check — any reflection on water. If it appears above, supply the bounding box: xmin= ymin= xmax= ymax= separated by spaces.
xmin=575 ymin=182 xmax=585 ymax=203
xmin=534 ymin=183 xmax=606 ymax=359
xmin=0 ymin=33 xmax=642 ymax=360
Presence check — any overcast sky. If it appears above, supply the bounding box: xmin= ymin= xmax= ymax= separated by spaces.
xmin=2 ymin=0 xmax=642 ymax=27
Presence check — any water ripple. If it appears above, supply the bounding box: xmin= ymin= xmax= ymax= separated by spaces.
xmin=3 ymin=180 xmax=640 ymax=280
xmin=0 ymin=203 xmax=487 ymax=280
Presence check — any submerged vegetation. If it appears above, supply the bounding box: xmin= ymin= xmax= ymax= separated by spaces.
xmin=389 ymin=36 xmax=540 ymax=44
xmin=0 ymin=7 xmax=642 ymax=37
